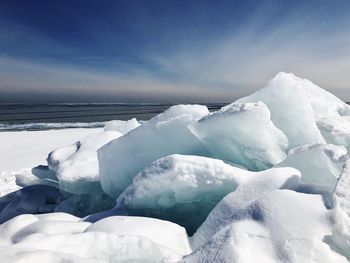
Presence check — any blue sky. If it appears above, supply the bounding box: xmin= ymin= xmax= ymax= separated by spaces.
xmin=1 ymin=0 xmax=350 ymax=102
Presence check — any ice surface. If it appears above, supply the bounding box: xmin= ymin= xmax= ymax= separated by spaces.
xmin=329 ymin=154 xmax=350 ymax=259
xmin=98 ymin=105 xmax=210 ymax=198
xmin=236 ymin=72 xmax=350 ymax=149
xmin=117 ymin=154 xmax=300 ymax=234
xmin=275 ymin=143 xmax=347 ymax=206
xmin=190 ymin=102 xmax=288 ymax=170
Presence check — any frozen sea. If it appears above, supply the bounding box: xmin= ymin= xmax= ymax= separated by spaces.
xmin=0 ymin=103 xmax=226 ymax=131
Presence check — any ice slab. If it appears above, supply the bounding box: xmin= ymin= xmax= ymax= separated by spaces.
xmin=104 ymin=118 xmax=140 ymax=134
xmin=236 ymin=72 xmax=350 ymax=149
xmin=98 ymin=105 xmax=210 ymax=199
xmin=190 ymin=102 xmax=288 ymax=170
xmin=275 ymin=143 xmax=347 ymax=206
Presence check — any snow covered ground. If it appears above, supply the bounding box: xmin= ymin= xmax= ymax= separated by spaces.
xmin=1 ymin=72 xmax=350 ymax=262
xmin=0 ymin=128 xmax=102 ymax=196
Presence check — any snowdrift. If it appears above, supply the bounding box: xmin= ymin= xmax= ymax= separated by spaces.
xmin=1 ymin=72 xmax=350 ymax=262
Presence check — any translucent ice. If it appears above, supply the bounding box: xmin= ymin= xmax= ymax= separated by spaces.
xmin=190 ymin=102 xmax=288 ymax=170
xmin=275 ymin=143 xmax=347 ymax=206
xmin=98 ymin=105 xmax=210 ymax=199
xmin=236 ymin=72 xmax=350 ymax=148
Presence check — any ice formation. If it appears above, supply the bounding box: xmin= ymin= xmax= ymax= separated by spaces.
xmin=275 ymin=143 xmax=347 ymax=206
xmin=1 ymin=73 xmax=350 ymax=262
xmin=117 ymin=154 xmax=300 ymax=234
xmin=98 ymin=105 xmax=210 ymax=198
xmin=190 ymin=102 xmax=288 ymax=170
xmin=236 ymin=72 xmax=350 ymax=148
xmin=47 ymin=130 xmax=122 ymax=195
xmin=103 ymin=117 xmax=140 ymax=133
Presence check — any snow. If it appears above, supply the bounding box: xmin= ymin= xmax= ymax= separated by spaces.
xmin=117 ymin=154 xmax=300 ymax=234
xmin=329 ymin=153 xmax=350 ymax=259
xmin=185 ymin=190 xmax=347 ymax=263
xmin=47 ymin=130 xmax=122 ymax=195
xmin=85 ymin=216 xmax=191 ymax=256
xmin=1 ymin=72 xmax=350 ymax=262
xmin=103 ymin=117 xmax=140 ymax=133
xmin=0 ymin=213 xmax=190 ymax=262
xmin=190 ymin=102 xmax=288 ymax=170
xmin=0 ymin=128 xmax=101 ymax=196
xmin=0 ymin=128 xmax=102 ymax=173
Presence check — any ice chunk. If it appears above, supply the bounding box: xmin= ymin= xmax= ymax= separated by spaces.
xmin=47 ymin=130 xmax=122 ymax=195
xmin=187 ymin=190 xmax=347 ymax=263
xmin=104 ymin=118 xmax=140 ymax=134
xmin=98 ymin=105 xmax=210 ymax=198
xmin=117 ymin=154 xmax=300 ymax=234
xmin=318 ymin=117 xmax=350 ymax=147
xmin=236 ymin=73 xmax=328 ymax=148
xmin=54 ymin=193 xmax=115 ymax=217
xmin=190 ymin=102 xmax=288 ymax=170
xmin=275 ymin=144 xmax=347 ymax=206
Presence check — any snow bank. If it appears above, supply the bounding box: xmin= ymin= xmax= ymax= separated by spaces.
xmin=98 ymin=105 xmax=210 ymax=199
xmin=0 ymin=213 xmax=190 ymax=262
xmin=117 ymin=154 xmax=300 ymax=234
xmin=190 ymin=102 xmax=288 ymax=170
xmin=185 ymin=190 xmax=347 ymax=263
xmin=85 ymin=216 xmax=191 ymax=256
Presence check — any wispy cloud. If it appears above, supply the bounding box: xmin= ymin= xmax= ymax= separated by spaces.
xmin=146 ymin=2 xmax=350 ymax=99
xmin=1 ymin=1 xmax=350 ymax=102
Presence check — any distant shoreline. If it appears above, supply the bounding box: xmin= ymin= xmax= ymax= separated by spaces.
xmin=0 ymin=103 xmax=226 ymax=131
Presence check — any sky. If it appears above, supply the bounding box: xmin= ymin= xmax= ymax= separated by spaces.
xmin=0 ymin=0 xmax=350 ymax=103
